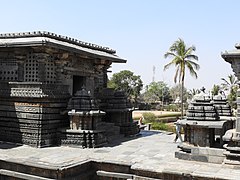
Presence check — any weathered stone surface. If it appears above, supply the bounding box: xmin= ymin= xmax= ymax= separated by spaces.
xmin=187 ymin=89 xmax=219 ymax=121
xmin=98 ymin=88 xmax=139 ymax=136
xmin=0 ymin=31 xmax=134 ymax=148
xmin=213 ymin=93 xmax=232 ymax=116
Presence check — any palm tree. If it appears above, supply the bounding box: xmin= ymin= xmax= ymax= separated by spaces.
xmin=221 ymin=74 xmax=239 ymax=92
xmin=164 ymin=38 xmax=200 ymax=119
xmin=221 ymin=74 xmax=239 ymax=109
xmin=211 ymin=84 xmax=220 ymax=96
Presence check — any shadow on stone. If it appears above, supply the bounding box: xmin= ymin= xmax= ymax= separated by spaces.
xmin=0 ymin=141 xmax=22 ymax=149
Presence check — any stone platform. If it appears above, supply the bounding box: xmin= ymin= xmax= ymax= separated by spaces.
xmin=0 ymin=131 xmax=240 ymax=179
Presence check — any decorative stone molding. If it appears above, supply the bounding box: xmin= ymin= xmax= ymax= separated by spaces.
xmin=0 ymin=82 xmax=70 ymax=98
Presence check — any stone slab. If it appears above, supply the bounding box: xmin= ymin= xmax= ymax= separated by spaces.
xmin=0 ymin=131 xmax=240 ymax=179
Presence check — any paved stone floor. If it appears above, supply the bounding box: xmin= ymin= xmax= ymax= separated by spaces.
xmin=1 ymin=131 xmax=240 ymax=179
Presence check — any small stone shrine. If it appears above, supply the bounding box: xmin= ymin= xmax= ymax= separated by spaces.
xmin=183 ymin=87 xmax=221 ymax=147
xmin=213 ymin=91 xmax=232 ymax=117
xmin=58 ymin=88 xmax=107 ymax=148
xmin=0 ymin=31 xmax=139 ymax=147
xmin=97 ymin=88 xmax=139 ymax=136
xmin=222 ymin=43 xmax=240 ymax=165
xmin=176 ymin=88 xmax=235 ymax=163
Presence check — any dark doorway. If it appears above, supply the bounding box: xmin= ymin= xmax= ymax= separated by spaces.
xmin=73 ymin=76 xmax=86 ymax=95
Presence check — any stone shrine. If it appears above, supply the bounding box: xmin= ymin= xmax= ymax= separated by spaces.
xmin=97 ymin=88 xmax=139 ymax=136
xmin=222 ymin=44 xmax=240 ymax=165
xmin=0 ymin=31 xmax=139 ymax=147
xmin=58 ymin=88 xmax=107 ymax=148
xmin=176 ymin=88 xmax=235 ymax=163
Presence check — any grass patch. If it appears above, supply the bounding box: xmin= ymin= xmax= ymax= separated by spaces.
xmin=141 ymin=112 xmax=175 ymax=132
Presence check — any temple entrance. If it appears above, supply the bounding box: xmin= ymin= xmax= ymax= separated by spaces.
xmin=73 ymin=75 xmax=86 ymax=95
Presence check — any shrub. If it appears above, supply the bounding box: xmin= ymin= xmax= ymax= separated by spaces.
xmin=166 ymin=104 xmax=179 ymax=111
xmin=151 ymin=122 xmax=175 ymax=132
xmin=151 ymin=122 xmax=168 ymax=130
xmin=142 ymin=112 xmax=156 ymax=123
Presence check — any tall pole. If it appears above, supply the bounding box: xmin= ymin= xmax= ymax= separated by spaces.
xmin=152 ymin=65 xmax=155 ymax=82
xmin=162 ymin=71 xmax=165 ymax=109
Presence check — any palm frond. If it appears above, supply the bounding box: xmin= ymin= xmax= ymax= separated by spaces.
xmin=186 ymin=54 xmax=198 ymax=61
xmin=221 ymin=78 xmax=230 ymax=86
xmin=164 ymin=57 xmax=181 ymax=70
xmin=164 ymin=61 xmax=175 ymax=71
xmin=164 ymin=51 xmax=176 ymax=59
xmin=188 ymin=65 xmax=198 ymax=79
xmin=186 ymin=60 xmax=200 ymax=70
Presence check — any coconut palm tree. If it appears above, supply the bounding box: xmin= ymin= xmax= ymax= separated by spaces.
xmin=164 ymin=38 xmax=200 ymax=119
xmin=221 ymin=74 xmax=239 ymax=92
xmin=221 ymin=74 xmax=239 ymax=109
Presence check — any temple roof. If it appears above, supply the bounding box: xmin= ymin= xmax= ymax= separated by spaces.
xmin=0 ymin=31 xmax=126 ymax=63
xmin=221 ymin=43 xmax=240 ymax=62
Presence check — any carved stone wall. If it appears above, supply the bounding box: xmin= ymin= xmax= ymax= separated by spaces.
xmin=0 ymin=31 xmax=125 ymax=147
xmin=0 ymin=61 xmax=18 ymax=81
xmin=0 ymin=82 xmax=70 ymax=147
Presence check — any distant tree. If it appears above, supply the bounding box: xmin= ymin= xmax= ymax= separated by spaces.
xmin=211 ymin=84 xmax=220 ymax=96
xmin=228 ymin=85 xmax=238 ymax=109
xmin=221 ymin=74 xmax=239 ymax=109
xmin=143 ymin=81 xmax=171 ymax=104
xmin=170 ymin=84 xmax=188 ymax=104
xmin=164 ymin=38 xmax=200 ymax=118
xmin=108 ymin=70 xmax=143 ymax=106
xmin=221 ymin=74 xmax=239 ymax=92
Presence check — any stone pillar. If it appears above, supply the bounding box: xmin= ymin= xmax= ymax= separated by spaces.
xmin=222 ymin=45 xmax=240 ymax=164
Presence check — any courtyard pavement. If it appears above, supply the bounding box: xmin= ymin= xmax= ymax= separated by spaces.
xmin=0 ymin=130 xmax=240 ymax=179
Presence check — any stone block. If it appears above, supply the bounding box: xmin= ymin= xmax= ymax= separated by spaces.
xmin=191 ymin=154 xmax=208 ymax=162
xmin=175 ymin=151 xmax=190 ymax=160
xmin=190 ymin=147 xmax=199 ymax=154
xmin=198 ymin=147 xmax=225 ymax=157
xmin=208 ymin=155 xmax=225 ymax=164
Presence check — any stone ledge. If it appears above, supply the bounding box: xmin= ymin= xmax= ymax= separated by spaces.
xmin=0 ymin=169 xmax=53 ymax=180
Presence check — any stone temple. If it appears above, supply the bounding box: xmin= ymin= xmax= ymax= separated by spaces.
xmin=176 ymin=88 xmax=236 ymax=163
xmin=175 ymin=44 xmax=240 ymax=165
xmin=0 ymin=31 xmax=139 ymax=148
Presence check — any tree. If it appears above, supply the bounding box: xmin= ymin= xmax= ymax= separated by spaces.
xmin=164 ymin=38 xmax=200 ymax=119
xmin=221 ymin=74 xmax=239 ymax=92
xmin=170 ymin=84 xmax=188 ymax=104
xmin=221 ymin=74 xmax=239 ymax=109
xmin=108 ymin=70 xmax=143 ymax=106
xmin=211 ymin=84 xmax=220 ymax=96
xmin=143 ymin=81 xmax=171 ymax=104
xmin=228 ymin=85 xmax=238 ymax=109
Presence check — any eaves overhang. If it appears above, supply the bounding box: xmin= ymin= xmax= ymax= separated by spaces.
xmin=0 ymin=31 xmax=127 ymax=63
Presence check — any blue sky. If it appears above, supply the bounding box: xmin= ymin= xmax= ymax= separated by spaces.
xmin=1 ymin=0 xmax=239 ymax=91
